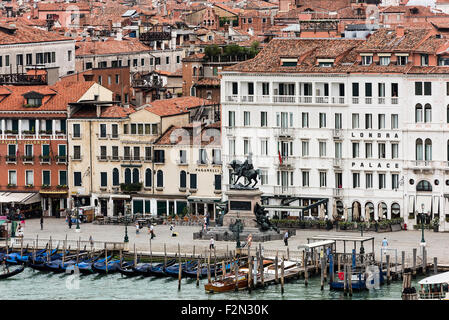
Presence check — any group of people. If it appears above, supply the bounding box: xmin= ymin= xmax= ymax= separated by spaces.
xmin=135 ymin=222 xmax=155 ymax=239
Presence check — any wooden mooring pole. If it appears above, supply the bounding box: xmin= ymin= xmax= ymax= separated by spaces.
xmin=348 ymin=264 xmax=353 ymax=297
xmin=280 ymin=256 xmax=285 ymax=295
xmin=178 ymin=244 xmax=182 ymax=291
xmin=196 ymin=255 xmax=201 ymax=287
xmin=386 ymin=255 xmax=391 ymax=285
xmin=164 ymin=243 xmax=167 ymax=269
xmin=320 ymin=256 xmax=325 ymax=291
xmin=274 ymin=251 xmax=279 ymax=284
xmin=412 ymin=248 xmax=417 ymax=277
xmin=422 ymin=247 xmax=427 ymax=274
xmin=401 ymin=251 xmax=405 ymax=279
xmin=343 ymin=264 xmax=347 ymax=296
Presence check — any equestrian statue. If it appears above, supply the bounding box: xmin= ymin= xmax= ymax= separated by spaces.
xmin=229 ymin=154 xmax=260 ymax=188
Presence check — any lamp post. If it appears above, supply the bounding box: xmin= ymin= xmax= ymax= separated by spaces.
xmin=75 ymin=198 xmax=81 ymax=233
xmin=124 ymin=202 xmax=130 ymax=244
xmin=419 ymin=203 xmax=426 ymax=246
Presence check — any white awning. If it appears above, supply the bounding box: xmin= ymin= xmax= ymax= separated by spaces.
xmin=187 ymin=196 xmax=221 ymax=203
xmin=419 ymin=271 xmax=449 ymax=285
xmin=360 ymin=53 xmax=374 ymax=56
xmin=417 ymin=195 xmax=432 ymax=213
xmin=298 ymin=240 xmax=335 ymax=250
xmin=408 ymin=195 xmax=415 ymax=213
xmin=395 ymin=53 xmax=409 ymax=56
xmin=0 ymin=192 xmax=40 ymax=204
xmin=433 ymin=196 xmax=440 ymax=214
xmin=378 ymin=53 xmax=392 ymax=57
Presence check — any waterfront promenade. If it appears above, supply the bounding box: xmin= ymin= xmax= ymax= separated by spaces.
xmin=15 ymin=218 xmax=449 ymax=264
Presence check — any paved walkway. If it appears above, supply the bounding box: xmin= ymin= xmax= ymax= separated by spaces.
xmin=13 ymin=218 xmax=449 ymax=264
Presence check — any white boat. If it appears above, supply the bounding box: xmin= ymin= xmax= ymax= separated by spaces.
xmin=265 ymin=260 xmax=297 ymax=274
xmin=418 ymin=271 xmax=449 ymax=300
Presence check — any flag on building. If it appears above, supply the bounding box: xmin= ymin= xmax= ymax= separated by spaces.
xmin=278 ymin=150 xmax=282 ymax=165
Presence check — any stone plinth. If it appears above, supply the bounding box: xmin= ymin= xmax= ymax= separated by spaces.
xmin=222 ymin=189 xmax=263 ymax=228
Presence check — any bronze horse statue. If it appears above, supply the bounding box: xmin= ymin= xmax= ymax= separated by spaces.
xmin=229 ymin=159 xmax=260 ymax=188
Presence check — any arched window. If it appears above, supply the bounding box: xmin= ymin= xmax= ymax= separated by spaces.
xmin=365 ymin=202 xmax=374 ymax=221
xmin=336 ymin=200 xmax=343 ymax=216
xmin=415 ymin=104 xmax=422 ymax=123
xmin=391 ymin=203 xmax=400 ymax=219
xmin=417 ymin=180 xmax=432 ymax=192
xmin=425 ymin=138 xmax=432 ymax=161
xmin=124 ymin=168 xmax=131 ymax=184
xmin=145 ymin=169 xmax=152 ymax=187
xmin=199 ymin=67 xmax=203 ymax=77
xmin=112 ymin=168 xmax=119 ymax=186
xmin=416 ymin=138 xmax=423 ymax=161
xmin=193 ymin=66 xmax=197 ymax=76
xmin=379 ymin=202 xmax=388 ymax=219
xmin=424 ymin=104 xmax=431 ymax=123
xmin=180 ymin=170 xmax=186 ymax=188
xmin=157 ymin=170 xmax=163 ymax=187
xmin=132 ymin=168 xmax=139 ymax=184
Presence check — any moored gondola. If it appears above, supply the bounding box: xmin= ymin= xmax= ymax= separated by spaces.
xmin=164 ymin=260 xmax=198 ymax=278
xmin=0 ymin=265 xmax=25 ymax=280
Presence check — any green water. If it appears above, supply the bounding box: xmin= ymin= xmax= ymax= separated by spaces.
xmin=0 ymin=268 xmax=425 ymax=300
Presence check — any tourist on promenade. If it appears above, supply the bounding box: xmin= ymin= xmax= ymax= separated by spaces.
xmin=40 ymin=216 xmax=44 ymax=230
xmin=16 ymin=224 xmax=23 ymax=238
xmin=89 ymin=235 xmax=94 ymax=247
xmin=135 ymin=222 xmax=140 ymax=234
xmin=68 ymin=214 xmax=72 ymax=229
xmin=246 ymin=233 xmax=253 ymax=248
xmin=149 ymin=224 xmax=155 ymax=239
xmin=209 ymin=237 xmax=215 ymax=250
xmin=283 ymin=230 xmax=289 ymax=246
xmin=382 ymin=237 xmax=388 ymax=248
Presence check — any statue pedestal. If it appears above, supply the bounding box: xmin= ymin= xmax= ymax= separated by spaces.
xmin=222 ymin=189 xmax=263 ymax=228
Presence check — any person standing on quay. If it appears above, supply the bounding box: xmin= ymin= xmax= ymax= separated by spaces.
xmin=283 ymin=230 xmax=289 ymax=246
xmin=209 ymin=237 xmax=215 ymax=250
xmin=68 ymin=214 xmax=72 ymax=229
xmin=149 ymin=224 xmax=155 ymax=239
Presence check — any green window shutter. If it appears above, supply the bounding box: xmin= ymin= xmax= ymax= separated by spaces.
xmin=157 ymin=201 xmax=167 ymax=216
xmin=42 ymin=144 xmax=50 ymax=156
xmin=145 ymin=200 xmax=151 ymax=214
xmin=133 ymin=200 xmax=143 ymax=214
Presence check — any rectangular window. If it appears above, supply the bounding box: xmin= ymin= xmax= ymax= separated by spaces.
xmin=397 ymin=56 xmax=408 ymax=65
xmin=101 ymin=172 xmax=107 ymax=187
xmin=352 ymin=113 xmax=359 ymax=129
xmin=378 ymin=143 xmax=386 ymax=159
xmin=100 ymin=124 xmax=107 ymax=138
xmin=42 ymin=170 xmax=51 ymax=186
xmin=214 ymin=175 xmax=222 ymax=190
xmin=352 ymin=172 xmax=360 ymax=188
xmin=362 ymin=55 xmax=372 ymax=65
xmin=153 ymin=150 xmax=165 ymax=163
xmin=123 ymin=124 xmax=129 ymax=134
xmin=260 ymin=139 xmax=268 ymax=156
xmin=232 ymin=82 xmax=238 ymax=95
xmin=302 ymin=112 xmax=309 ymax=128
xmin=100 ymin=146 xmax=107 ymax=160
xmin=25 ymin=145 xmax=33 ymax=157
xmin=131 ymin=123 xmax=137 ymax=134
xmin=319 ymin=113 xmax=326 ymax=128
xmin=391 ymin=114 xmax=398 ymax=129
xmin=335 ymin=113 xmax=342 ymax=129
xmin=302 ymin=171 xmax=309 ymax=187
xmin=124 ymin=147 xmax=131 ymax=160
xmin=141 ymin=58 xmax=145 ymax=66
xmin=379 ymin=173 xmax=386 ymax=189
xmin=244 ymin=139 xmax=251 ymax=155
xmin=199 ymin=149 xmax=207 ymax=164
xmin=391 ymin=143 xmax=399 ymax=159
xmin=8 ymin=171 xmax=16 ymax=185
xmin=335 ymin=142 xmax=342 ymax=159
xmin=229 ymin=139 xmax=235 ymax=156
xmin=260 ymin=170 xmax=268 ymax=185
xmin=352 ymin=83 xmax=359 ymax=97
xmin=365 ymin=142 xmax=373 ymax=158
xmin=58 ymin=145 xmax=66 ymax=157
xmin=365 ymin=83 xmax=372 ymax=97
xmin=378 ymin=83 xmax=386 ymax=97
xmin=415 ymin=82 xmax=423 ymax=95
xmin=25 ymin=170 xmax=33 ymax=186
xmin=260 ymin=111 xmax=267 ymax=127
xmin=137 ymin=124 xmax=143 ymax=135
xmin=262 ymin=82 xmax=269 ymax=96
xmin=5 ymin=55 xmax=10 ymax=66
xmin=244 ymin=111 xmax=250 ymax=126
xmin=378 ymin=114 xmax=385 ymax=129
xmin=392 ymin=174 xmax=399 ymax=190
xmin=424 ymin=82 xmax=431 ymax=95
xmin=112 ymin=146 xmax=119 ymax=160
xmin=68 ymin=50 xmax=72 ymax=61
xmin=166 ymin=56 xmax=169 ymax=64
xmin=301 ymin=141 xmax=309 ymax=157
xmin=111 ymin=124 xmax=118 ymax=138
xmin=319 ymin=141 xmax=326 ymax=157
xmin=212 ymin=149 xmax=221 ymax=164
xmin=59 ymin=171 xmax=67 ymax=186
xmin=190 ymin=174 xmax=197 ymax=189
xmin=352 ymin=142 xmax=359 ymax=158
xmin=16 ymin=54 xmax=23 ymax=65
xmin=115 ymin=74 xmax=120 ymax=84
xmin=74 ymin=172 xmax=82 ymax=186
xmin=133 ymin=147 xmax=140 ymax=160
xmin=365 ymin=114 xmax=372 ymax=129
xmin=228 ymin=111 xmax=235 ymax=127
xmin=366 ymin=173 xmax=373 ymax=189
xmin=73 ymin=146 xmax=81 ymax=159
xmin=421 ymin=54 xmax=429 ymax=66
xmin=319 ymin=172 xmax=327 ymax=187
xmin=379 ymin=56 xmax=390 ymax=66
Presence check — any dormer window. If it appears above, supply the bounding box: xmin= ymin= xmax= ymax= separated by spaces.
xmin=281 ymin=58 xmax=298 ymax=67
xmin=361 ymin=54 xmax=373 ymax=66
xmin=396 ymin=54 xmax=408 ymax=66
xmin=317 ymin=58 xmax=334 ymax=67
xmin=421 ymin=54 xmax=429 ymax=66
xmin=23 ymin=91 xmax=43 ymax=107
xmin=378 ymin=54 xmax=391 ymax=66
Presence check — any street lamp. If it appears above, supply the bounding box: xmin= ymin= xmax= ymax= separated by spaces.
xmin=75 ymin=198 xmax=81 ymax=233
xmin=124 ymin=202 xmax=130 ymax=243
xmin=419 ymin=203 xmax=426 ymax=246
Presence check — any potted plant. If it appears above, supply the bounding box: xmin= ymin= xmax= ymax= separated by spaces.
xmin=298 ymin=220 xmax=305 ymax=229
xmin=432 ymin=217 xmax=439 ymax=232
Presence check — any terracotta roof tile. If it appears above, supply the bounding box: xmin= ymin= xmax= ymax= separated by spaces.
xmin=75 ymin=38 xmax=150 ymax=56
xmin=145 ymin=96 xmax=214 ymax=117
xmin=0 ymin=22 xmax=72 ymax=45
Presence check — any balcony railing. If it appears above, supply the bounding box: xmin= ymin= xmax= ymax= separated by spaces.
xmin=333 ymin=188 xmax=343 ymax=197
xmin=22 ymin=155 xmax=34 ymax=163
xmin=225 ymin=95 xmax=239 ymax=102
xmin=378 ymin=97 xmax=385 ymax=104
xmin=240 ymin=95 xmax=254 ymax=103
xmin=277 ymin=156 xmax=294 ymax=167
xmin=225 ymin=95 xmax=347 ymax=105
xmin=333 ymin=129 xmax=343 ymax=139
xmin=333 ymin=158 xmax=342 ymax=167
xmin=365 ymin=97 xmax=372 ymax=104
xmin=39 ymin=155 xmax=51 ymax=163
xmin=275 ymin=127 xmax=295 ymax=138
xmin=55 ymin=156 xmax=67 ymax=163
xmin=315 ymin=96 xmax=329 ymax=104
xmin=177 ymin=159 xmax=188 ymax=165
xmin=5 ymin=155 xmax=16 ymax=162
xmin=352 ymin=97 xmax=359 ymax=104
xmin=273 ymin=186 xmax=296 ymax=196
xmin=273 ymin=95 xmax=296 ymax=103
xmin=120 ymin=182 xmax=143 ymax=193
xmin=197 ymin=160 xmax=208 ymax=165
xmin=391 ymin=97 xmax=398 ymax=104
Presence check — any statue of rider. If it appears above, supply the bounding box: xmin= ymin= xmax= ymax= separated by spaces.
xmin=237 ymin=153 xmax=254 ymax=177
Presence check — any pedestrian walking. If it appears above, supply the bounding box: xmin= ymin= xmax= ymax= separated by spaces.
xmin=209 ymin=237 xmax=215 ymax=250
xmin=40 ymin=216 xmax=44 ymax=230
xmin=149 ymin=224 xmax=155 ymax=239
xmin=16 ymin=224 xmax=23 ymax=238
xmin=68 ymin=214 xmax=72 ymax=229
xmin=89 ymin=235 xmax=94 ymax=247
xmin=283 ymin=230 xmax=289 ymax=246
xmin=246 ymin=233 xmax=253 ymax=248
xmin=135 ymin=222 xmax=140 ymax=234
xmin=382 ymin=237 xmax=388 ymax=248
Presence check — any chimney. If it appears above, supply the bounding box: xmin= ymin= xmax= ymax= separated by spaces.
xmin=396 ymin=25 xmax=404 ymax=38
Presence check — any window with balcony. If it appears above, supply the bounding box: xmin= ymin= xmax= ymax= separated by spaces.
xmin=124 ymin=168 xmax=131 ymax=184
xmin=262 ymin=82 xmax=269 ymax=96
xmin=132 ymin=168 xmax=139 ymax=184
xmin=99 ymin=124 xmax=107 ymax=138
xmin=24 ymin=145 xmax=33 ymax=161
xmin=425 ymin=139 xmax=432 ymax=161
xmin=416 ymin=138 xmax=423 ymax=161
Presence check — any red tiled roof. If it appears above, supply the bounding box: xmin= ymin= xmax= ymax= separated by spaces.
xmin=75 ymin=38 xmax=150 ymax=56
xmin=37 ymin=3 xmax=90 ymax=11
xmin=71 ymin=105 xmax=134 ymax=118
xmin=145 ymin=96 xmax=214 ymax=117
xmin=0 ymin=81 xmax=96 ymax=112
xmin=0 ymin=22 xmax=72 ymax=45
xmin=155 ymin=121 xmax=221 ymax=146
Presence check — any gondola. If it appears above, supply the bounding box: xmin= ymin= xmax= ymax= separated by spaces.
xmin=0 ymin=265 xmax=25 ymax=280
xmin=133 ymin=259 xmax=176 ymax=277
xmin=92 ymin=259 xmax=132 ymax=274
xmin=117 ymin=260 xmax=140 ymax=277
xmin=44 ymin=255 xmax=91 ymax=273
xmin=15 ymin=248 xmax=48 ymax=263
xmin=164 ymin=260 xmax=198 ymax=278
xmin=148 ymin=260 xmax=178 ymax=277
xmin=184 ymin=261 xmax=235 ymax=279
xmin=68 ymin=254 xmax=111 ymax=275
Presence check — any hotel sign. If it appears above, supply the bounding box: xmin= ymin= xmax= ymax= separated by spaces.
xmin=0 ymin=140 xmax=50 ymax=144
xmin=194 ymin=168 xmax=222 ymax=173
xmin=351 ymin=132 xmax=400 ymax=139
xmin=351 ymin=162 xmax=400 ymax=169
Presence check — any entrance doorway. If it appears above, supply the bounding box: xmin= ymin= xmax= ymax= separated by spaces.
xmin=51 ymin=198 xmax=60 ymax=218
xmin=207 ymin=203 xmax=214 ymax=220
xmin=100 ymin=199 xmax=108 ymax=216
xmin=113 ymin=200 xmax=124 ymax=216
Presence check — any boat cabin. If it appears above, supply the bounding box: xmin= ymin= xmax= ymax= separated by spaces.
xmin=418 ymin=271 xmax=449 ymax=300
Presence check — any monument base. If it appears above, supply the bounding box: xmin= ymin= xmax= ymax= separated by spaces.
xmin=222 ymin=189 xmax=263 ymax=228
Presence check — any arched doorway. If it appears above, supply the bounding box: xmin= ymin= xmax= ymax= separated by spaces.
xmin=378 ymin=202 xmax=387 ymax=219
xmin=352 ymin=201 xmax=361 ymax=221
xmin=365 ymin=202 xmax=374 ymax=221
xmin=391 ymin=203 xmax=400 ymax=219
xmin=336 ymin=200 xmax=344 ymax=217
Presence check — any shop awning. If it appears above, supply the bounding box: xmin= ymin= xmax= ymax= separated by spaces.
xmin=39 ymin=190 xmax=68 ymax=195
xmin=187 ymin=196 xmax=221 ymax=203
xmin=0 ymin=192 xmax=40 ymax=204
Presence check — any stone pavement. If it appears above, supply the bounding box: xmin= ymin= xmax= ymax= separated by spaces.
xmin=14 ymin=218 xmax=449 ymax=264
